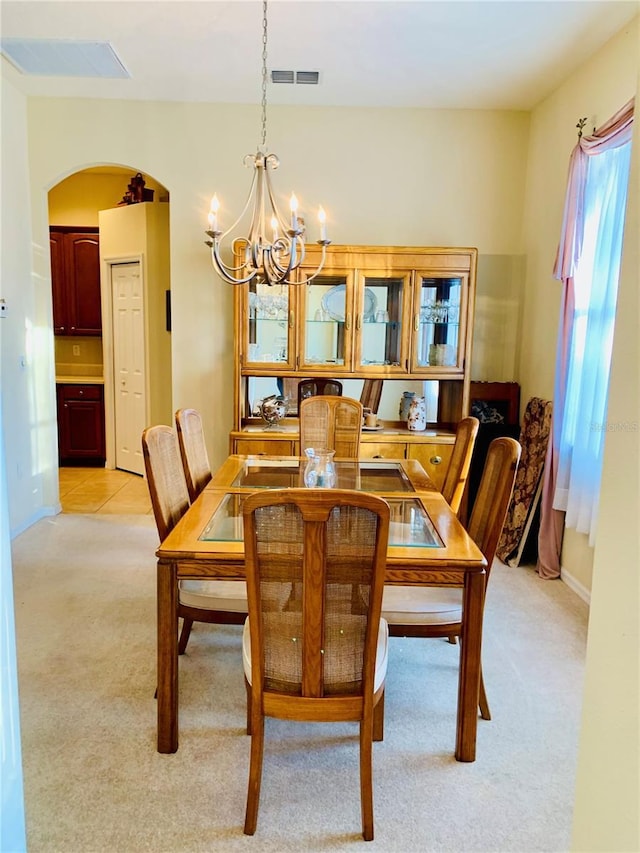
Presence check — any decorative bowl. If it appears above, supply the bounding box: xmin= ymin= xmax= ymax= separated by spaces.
xmin=259 ymin=394 xmax=288 ymax=428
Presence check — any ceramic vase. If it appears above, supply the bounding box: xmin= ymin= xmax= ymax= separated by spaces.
xmin=407 ymin=396 xmax=427 ymax=431
xmin=399 ymin=391 xmax=416 ymax=420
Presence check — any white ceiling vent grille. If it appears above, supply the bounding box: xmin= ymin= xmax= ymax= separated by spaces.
xmin=0 ymin=39 xmax=129 ymax=78
xmin=271 ymin=70 xmax=320 ymax=85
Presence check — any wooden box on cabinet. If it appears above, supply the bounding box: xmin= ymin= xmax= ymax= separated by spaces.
xmin=50 ymin=227 xmax=101 ymax=335
xmin=56 ymin=383 xmax=105 ymax=465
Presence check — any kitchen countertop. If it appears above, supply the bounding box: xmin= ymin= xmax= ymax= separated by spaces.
xmin=56 ymin=375 xmax=104 ymax=385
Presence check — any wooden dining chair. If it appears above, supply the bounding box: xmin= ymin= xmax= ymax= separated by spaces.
xmin=382 ymin=437 xmax=521 ymax=720
xmin=175 ymin=407 xmax=212 ymax=501
xmin=441 ymin=416 xmax=479 ymax=516
xmin=299 ymin=395 xmax=363 ymax=458
xmin=296 ymin=377 xmax=343 ymax=410
xmin=241 ymin=488 xmax=390 ymax=841
xmin=142 ymin=425 xmax=247 ymax=655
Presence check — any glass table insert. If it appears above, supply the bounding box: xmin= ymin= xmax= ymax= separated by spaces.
xmin=229 ymin=458 xmax=415 ymax=493
xmin=200 ymin=493 xmax=442 ymax=548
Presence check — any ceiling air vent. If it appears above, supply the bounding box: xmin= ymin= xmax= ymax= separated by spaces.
xmin=271 ymin=70 xmax=320 ymax=85
xmin=0 ymin=38 xmax=129 ymax=78
xmin=296 ymin=71 xmax=319 ymax=85
xmin=271 ymin=70 xmax=294 ymax=84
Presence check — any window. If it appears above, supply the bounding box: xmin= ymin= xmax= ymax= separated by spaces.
xmin=554 ymin=138 xmax=632 ymax=543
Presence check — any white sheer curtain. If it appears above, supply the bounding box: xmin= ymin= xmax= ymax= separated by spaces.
xmin=552 ymin=140 xmax=632 ymax=544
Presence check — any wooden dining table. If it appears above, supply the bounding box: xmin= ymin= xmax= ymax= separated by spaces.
xmin=155 ymin=455 xmax=487 ymax=761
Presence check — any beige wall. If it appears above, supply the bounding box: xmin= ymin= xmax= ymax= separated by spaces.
xmin=571 ymin=39 xmax=640 ymax=853
xmin=1 ymin=65 xmax=59 ymax=533
xmin=520 ymin=17 xmax=639 ymax=595
xmin=24 ymin=97 xmax=529 ymax=485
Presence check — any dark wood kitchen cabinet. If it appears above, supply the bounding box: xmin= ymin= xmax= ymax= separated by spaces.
xmin=56 ymin=384 xmax=105 ymax=465
xmin=50 ymin=227 xmax=102 ymax=335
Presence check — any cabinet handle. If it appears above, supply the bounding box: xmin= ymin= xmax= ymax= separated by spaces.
xmin=430 ymin=455 xmax=442 ymax=465
xmin=71 ymin=326 xmax=76 ymax=331
xmin=345 ymin=313 xmax=352 ymax=330
xmin=289 ymin=311 xmax=295 ymax=329
xmin=356 ymin=314 xmax=362 ymax=330
xmin=414 ymin=314 xmax=419 ymax=332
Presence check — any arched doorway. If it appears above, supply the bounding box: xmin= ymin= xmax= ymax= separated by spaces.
xmin=49 ymin=165 xmax=171 ymax=479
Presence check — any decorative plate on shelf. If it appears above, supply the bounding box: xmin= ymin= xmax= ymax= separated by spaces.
xmin=321 ymin=284 xmax=377 ymax=322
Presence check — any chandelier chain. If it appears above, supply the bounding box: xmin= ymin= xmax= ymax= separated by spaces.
xmin=204 ymin=0 xmax=330 ymax=285
xmin=260 ymin=0 xmax=268 ymax=149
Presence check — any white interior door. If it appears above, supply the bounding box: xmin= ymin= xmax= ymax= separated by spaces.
xmin=111 ymin=261 xmax=146 ymax=475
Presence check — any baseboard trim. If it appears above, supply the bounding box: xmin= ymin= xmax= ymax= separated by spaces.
xmin=560 ymin=566 xmax=591 ymax=605
xmin=10 ymin=505 xmax=58 ymax=540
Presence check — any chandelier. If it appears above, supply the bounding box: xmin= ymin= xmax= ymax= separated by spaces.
xmin=205 ymin=0 xmax=330 ymax=286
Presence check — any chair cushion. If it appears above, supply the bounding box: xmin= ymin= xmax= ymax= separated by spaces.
xmin=381 ymin=586 xmax=463 ymax=626
xmin=243 ymin=616 xmax=389 ymax=693
xmin=179 ymin=579 xmax=247 ymax=612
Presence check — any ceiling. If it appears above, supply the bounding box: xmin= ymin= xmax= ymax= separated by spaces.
xmin=1 ymin=1 xmax=638 ymax=110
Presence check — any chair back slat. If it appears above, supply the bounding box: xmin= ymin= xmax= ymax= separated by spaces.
xmin=142 ymin=425 xmax=190 ymax=542
xmin=441 ymin=416 xmax=479 ymax=514
xmin=300 ymin=396 xmax=363 ymax=458
xmin=467 ymin=437 xmax=521 ymax=574
xmin=175 ymin=408 xmax=212 ymax=501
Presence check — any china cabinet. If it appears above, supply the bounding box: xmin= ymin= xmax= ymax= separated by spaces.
xmin=231 ymin=244 xmax=477 ymax=479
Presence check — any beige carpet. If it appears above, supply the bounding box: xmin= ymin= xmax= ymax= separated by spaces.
xmin=11 ymin=512 xmax=589 ymax=852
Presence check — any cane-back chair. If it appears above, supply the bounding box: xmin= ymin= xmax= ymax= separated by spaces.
xmin=241 ymin=488 xmax=390 ymax=840
xmin=175 ymin=408 xmax=212 ymax=502
xmin=142 ymin=425 xmax=247 ymax=655
xmin=382 ymin=437 xmax=521 ymax=720
xmin=441 ymin=416 xmax=479 ymax=516
xmin=299 ymin=395 xmax=363 ymax=458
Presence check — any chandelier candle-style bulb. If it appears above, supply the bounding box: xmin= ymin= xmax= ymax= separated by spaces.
xmin=208 ymin=195 xmax=220 ymax=233
xmin=203 ymin=0 xmax=331 ymax=286
xmin=318 ymin=206 xmax=327 ymax=242
xmin=289 ymin=193 xmax=298 ymax=230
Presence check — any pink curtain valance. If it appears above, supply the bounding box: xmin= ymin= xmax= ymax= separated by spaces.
xmin=553 ymin=97 xmax=635 ymax=282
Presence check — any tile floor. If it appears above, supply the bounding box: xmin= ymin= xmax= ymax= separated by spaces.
xmin=58 ymin=467 xmax=152 ymax=514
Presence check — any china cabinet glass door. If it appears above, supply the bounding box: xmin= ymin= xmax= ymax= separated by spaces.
xmin=243 ymin=281 xmax=295 ymax=370
xmin=298 ymin=272 xmax=354 ymax=372
xmin=411 ymin=274 xmax=467 ymax=372
xmin=354 ymin=271 xmax=411 ymax=374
